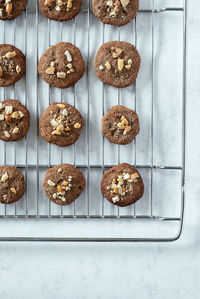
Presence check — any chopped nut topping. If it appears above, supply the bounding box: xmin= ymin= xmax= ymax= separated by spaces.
xmin=74 ymin=122 xmax=81 ymax=129
xmin=11 ymin=110 xmax=24 ymax=119
xmin=57 ymin=103 xmax=65 ymax=108
xmin=57 ymin=185 xmax=63 ymax=193
xmin=57 ymin=168 xmax=63 ymax=173
xmin=112 ymin=195 xmax=120 ymax=203
xmin=4 ymin=51 xmax=16 ymax=59
xmin=125 ymin=65 xmax=131 ymax=70
xmin=0 ymin=66 xmax=2 ymax=77
xmin=67 ymin=63 xmax=72 ymax=69
xmin=128 ymin=59 xmax=132 ymax=65
xmin=62 ymin=108 xmax=68 ymax=116
xmin=51 ymin=119 xmax=58 ymax=127
xmin=120 ymin=0 xmax=129 ymax=8
xmin=46 ymin=66 xmax=55 ymax=75
xmin=0 ymin=114 xmax=4 ymax=121
xmin=4 ymin=131 xmax=10 ymax=138
xmin=123 ymin=125 xmax=132 ymax=135
xmin=44 ymin=0 xmax=54 ymax=5
xmin=116 ymin=115 xmax=132 ymax=136
xmin=53 ymin=193 xmax=57 ymax=199
xmin=6 ymin=2 xmax=12 ymax=15
xmin=52 ymin=130 xmax=61 ymax=135
xmin=57 ymin=72 xmax=66 ymax=78
xmin=10 ymin=187 xmax=16 ymax=194
xmin=55 ymin=4 xmax=61 ymax=11
xmin=67 ymin=0 xmax=73 ymax=11
xmin=112 ymin=47 xmax=123 ymax=58
xmin=13 ymin=127 xmax=19 ymax=134
xmin=0 ymin=103 xmax=4 ymax=110
xmin=16 ymin=65 xmax=21 ymax=73
xmin=1 ymin=172 xmax=8 ymax=182
xmin=5 ymin=105 xmax=13 ymax=115
xmin=128 ymin=173 xmax=139 ymax=183
xmin=105 ymin=61 xmax=111 ymax=70
xmin=99 ymin=65 xmax=104 ymax=71
xmin=64 ymin=50 xmax=72 ymax=62
xmin=47 ymin=179 xmax=56 ymax=187
xmin=57 ymin=124 xmax=64 ymax=132
xmin=118 ymin=58 xmax=124 ymax=71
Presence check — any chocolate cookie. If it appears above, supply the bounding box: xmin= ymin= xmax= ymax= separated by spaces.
xmin=0 ymin=0 xmax=28 ymax=21
xmin=0 ymin=166 xmax=25 ymax=204
xmin=0 ymin=99 xmax=30 ymax=142
xmin=0 ymin=44 xmax=26 ymax=87
xmin=101 ymin=163 xmax=144 ymax=207
xmin=43 ymin=164 xmax=86 ymax=206
xmin=39 ymin=102 xmax=84 ymax=147
xmin=38 ymin=42 xmax=85 ymax=89
xmin=92 ymin=0 xmax=139 ymax=26
xmin=39 ymin=0 xmax=82 ymax=22
xmin=95 ymin=41 xmax=141 ymax=88
xmin=101 ymin=105 xmax=139 ymax=145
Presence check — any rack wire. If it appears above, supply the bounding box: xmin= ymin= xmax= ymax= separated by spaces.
xmin=0 ymin=0 xmax=187 ymax=242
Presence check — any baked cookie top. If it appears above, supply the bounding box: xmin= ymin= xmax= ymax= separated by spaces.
xmin=38 ymin=42 xmax=85 ymax=89
xmin=0 ymin=0 xmax=28 ymax=20
xmin=43 ymin=164 xmax=86 ymax=206
xmin=0 ymin=99 xmax=30 ymax=142
xmin=101 ymin=105 xmax=140 ymax=145
xmin=101 ymin=163 xmax=144 ymax=207
xmin=39 ymin=102 xmax=84 ymax=147
xmin=0 ymin=166 xmax=25 ymax=204
xmin=92 ymin=0 xmax=139 ymax=26
xmin=39 ymin=0 xmax=82 ymax=21
xmin=95 ymin=41 xmax=141 ymax=88
xmin=0 ymin=44 xmax=26 ymax=87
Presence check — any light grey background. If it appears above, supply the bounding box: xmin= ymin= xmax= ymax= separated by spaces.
xmin=0 ymin=0 xmax=199 ymax=298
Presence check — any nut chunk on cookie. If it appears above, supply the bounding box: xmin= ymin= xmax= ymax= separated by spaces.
xmin=95 ymin=41 xmax=141 ymax=88
xmin=101 ymin=105 xmax=140 ymax=145
xmin=38 ymin=42 xmax=85 ymax=88
xmin=92 ymin=0 xmax=139 ymax=27
xmin=39 ymin=102 xmax=84 ymax=147
xmin=0 ymin=166 xmax=25 ymax=204
xmin=0 ymin=44 xmax=26 ymax=87
xmin=39 ymin=0 xmax=82 ymax=21
xmin=43 ymin=164 xmax=86 ymax=206
xmin=101 ymin=163 xmax=144 ymax=207
xmin=0 ymin=99 xmax=30 ymax=142
xmin=0 ymin=0 xmax=28 ymax=21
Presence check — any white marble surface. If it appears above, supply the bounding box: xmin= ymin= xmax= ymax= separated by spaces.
xmin=0 ymin=0 xmax=199 ymax=298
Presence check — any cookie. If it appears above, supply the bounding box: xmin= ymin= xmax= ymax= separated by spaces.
xmin=43 ymin=164 xmax=86 ymax=206
xmin=0 ymin=99 xmax=30 ymax=142
xmin=0 ymin=0 xmax=28 ymax=21
xmin=0 ymin=44 xmax=26 ymax=87
xmin=38 ymin=42 xmax=85 ymax=89
xmin=101 ymin=105 xmax=139 ymax=145
xmin=39 ymin=0 xmax=82 ymax=22
xmin=95 ymin=41 xmax=141 ymax=88
xmin=0 ymin=166 xmax=25 ymax=204
xmin=39 ymin=102 xmax=84 ymax=147
xmin=101 ymin=163 xmax=144 ymax=207
xmin=92 ymin=0 xmax=139 ymax=26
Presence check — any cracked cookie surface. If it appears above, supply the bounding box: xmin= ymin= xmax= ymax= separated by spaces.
xmin=101 ymin=105 xmax=140 ymax=145
xmin=43 ymin=164 xmax=86 ymax=206
xmin=92 ymin=0 xmax=139 ymax=26
xmin=95 ymin=41 xmax=140 ymax=88
xmin=101 ymin=163 xmax=144 ymax=207
xmin=38 ymin=42 xmax=85 ymax=88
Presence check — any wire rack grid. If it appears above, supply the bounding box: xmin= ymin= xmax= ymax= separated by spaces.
xmin=0 ymin=0 xmax=187 ymax=242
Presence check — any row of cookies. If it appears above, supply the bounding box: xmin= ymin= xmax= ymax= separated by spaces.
xmin=0 ymin=100 xmax=139 ymax=146
xmin=0 ymin=41 xmax=140 ymax=89
xmin=1 ymin=0 xmax=139 ymax=27
xmin=0 ymin=163 xmax=144 ymax=207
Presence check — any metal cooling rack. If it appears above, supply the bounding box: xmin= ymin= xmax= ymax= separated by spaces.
xmin=0 ymin=0 xmax=187 ymax=242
